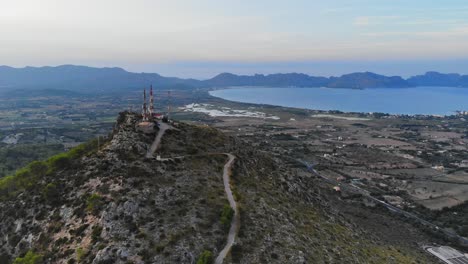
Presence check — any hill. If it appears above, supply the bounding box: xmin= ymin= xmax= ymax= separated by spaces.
xmin=0 ymin=112 xmax=438 ymax=263
xmin=328 ymin=72 xmax=410 ymax=88
xmin=205 ymin=72 xmax=329 ymax=87
xmin=407 ymin=71 xmax=468 ymax=87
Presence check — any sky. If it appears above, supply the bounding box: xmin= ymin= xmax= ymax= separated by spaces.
xmin=1 ymin=0 xmax=468 ymax=78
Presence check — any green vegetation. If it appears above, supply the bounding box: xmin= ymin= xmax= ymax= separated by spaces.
xmin=46 ymin=153 xmax=72 ymax=172
xmin=29 ymin=161 xmax=48 ymax=176
xmin=220 ymin=204 xmax=234 ymax=228
xmin=196 ymin=250 xmax=213 ymax=264
xmin=231 ymin=185 xmax=241 ymax=202
xmin=0 ymin=139 xmax=99 ymax=201
xmin=91 ymin=225 xmax=103 ymax=243
xmin=76 ymin=247 xmax=86 ymax=263
xmin=413 ymin=201 xmax=468 ymax=237
xmin=13 ymin=250 xmax=42 ymax=264
xmin=0 ymin=144 xmax=63 ymax=178
xmin=42 ymin=182 xmax=60 ymax=204
xmin=86 ymin=193 xmax=104 ymax=214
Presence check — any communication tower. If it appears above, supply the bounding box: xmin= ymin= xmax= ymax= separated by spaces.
xmin=142 ymin=88 xmax=148 ymax=121
xmin=149 ymin=85 xmax=154 ymax=117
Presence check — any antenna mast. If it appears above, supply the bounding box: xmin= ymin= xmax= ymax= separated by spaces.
xmin=149 ymin=85 xmax=154 ymax=118
xmin=167 ymin=90 xmax=172 ymax=119
xmin=142 ymin=88 xmax=148 ymax=121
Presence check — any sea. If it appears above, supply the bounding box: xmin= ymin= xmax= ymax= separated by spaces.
xmin=209 ymin=86 xmax=468 ymax=116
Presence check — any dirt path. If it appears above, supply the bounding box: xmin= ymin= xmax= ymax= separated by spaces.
xmin=215 ymin=153 xmax=239 ymax=264
xmin=146 ymin=126 xmax=240 ymax=262
xmin=146 ymin=123 xmax=172 ymax=158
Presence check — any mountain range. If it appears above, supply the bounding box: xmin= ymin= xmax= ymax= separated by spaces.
xmin=1 ymin=65 xmax=468 ymax=92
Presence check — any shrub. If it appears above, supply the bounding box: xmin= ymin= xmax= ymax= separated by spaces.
xmin=0 ymin=138 xmax=100 ymax=201
xmin=0 ymin=143 xmax=63 ymax=178
xmin=232 ymin=186 xmax=241 ymax=202
xmin=48 ymin=220 xmax=64 ymax=234
xmin=86 ymin=194 xmax=104 ymax=214
xmin=76 ymin=247 xmax=86 ymax=263
xmin=28 ymin=161 xmax=48 ymax=177
xmin=220 ymin=204 xmax=234 ymax=228
xmin=46 ymin=138 xmax=99 ymax=173
xmin=0 ymin=175 xmax=18 ymax=199
xmin=187 ymin=145 xmax=199 ymax=155
xmin=15 ymin=168 xmax=36 ymax=189
xmin=71 ymin=224 xmax=89 ymax=237
xmin=0 ymin=167 xmax=37 ymax=200
xmin=46 ymin=153 xmax=71 ymax=172
xmin=13 ymin=250 xmax=42 ymax=264
xmin=91 ymin=225 xmax=103 ymax=243
xmin=72 ymin=139 xmax=98 ymax=155
xmin=196 ymin=250 xmax=213 ymax=264
xmin=231 ymin=244 xmax=243 ymax=262
xmin=42 ymin=183 xmax=60 ymax=204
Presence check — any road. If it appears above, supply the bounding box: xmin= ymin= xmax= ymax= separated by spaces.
xmin=215 ymin=153 xmax=239 ymax=264
xmin=146 ymin=122 xmax=172 ymax=158
xmin=297 ymin=159 xmax=468 ymax=245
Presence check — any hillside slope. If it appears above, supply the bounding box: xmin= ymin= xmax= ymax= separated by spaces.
xmin=0 ymin=113 xmax=437 ymax=263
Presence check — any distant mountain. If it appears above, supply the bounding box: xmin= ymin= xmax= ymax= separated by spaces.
xmin=206 ymin=71 xmax=468 ymax=88
xmin=407 ymin=71 xmax=467 ymax=87
xmin=328 ymin=72 xmax=410 ymax=88
xmin=205 ymin=72 xmax=329 ymax=87
xmin=1 ymin=65 xmax=468 ymax=92
xmin=0 ymin=65 xmax=202 ymax=92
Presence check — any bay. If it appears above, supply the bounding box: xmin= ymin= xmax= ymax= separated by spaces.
xmin=209 ymin=87 xmax=468 ymax=115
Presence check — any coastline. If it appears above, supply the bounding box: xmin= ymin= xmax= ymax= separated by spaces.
xmin=207 ymin=86 xmax=468 ymax=118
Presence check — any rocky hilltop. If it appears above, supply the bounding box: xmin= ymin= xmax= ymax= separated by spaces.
xmin=0 ymin=112 xmax=437 ymax=263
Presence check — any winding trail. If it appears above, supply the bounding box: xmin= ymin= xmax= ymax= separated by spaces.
xmin=146 ymin=124 xmax=241 ymax=262
xmin=215 ymin=153 xmax=239 ymax=264
xmin=146 ymin=122 xmax=172 ymax=158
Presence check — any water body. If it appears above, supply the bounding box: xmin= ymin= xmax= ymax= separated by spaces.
xmin=210 ymin=87 xmax=468 ymax=115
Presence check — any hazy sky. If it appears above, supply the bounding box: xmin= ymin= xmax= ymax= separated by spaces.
xmin=2 ymin=0 xmax=468 ymax=78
